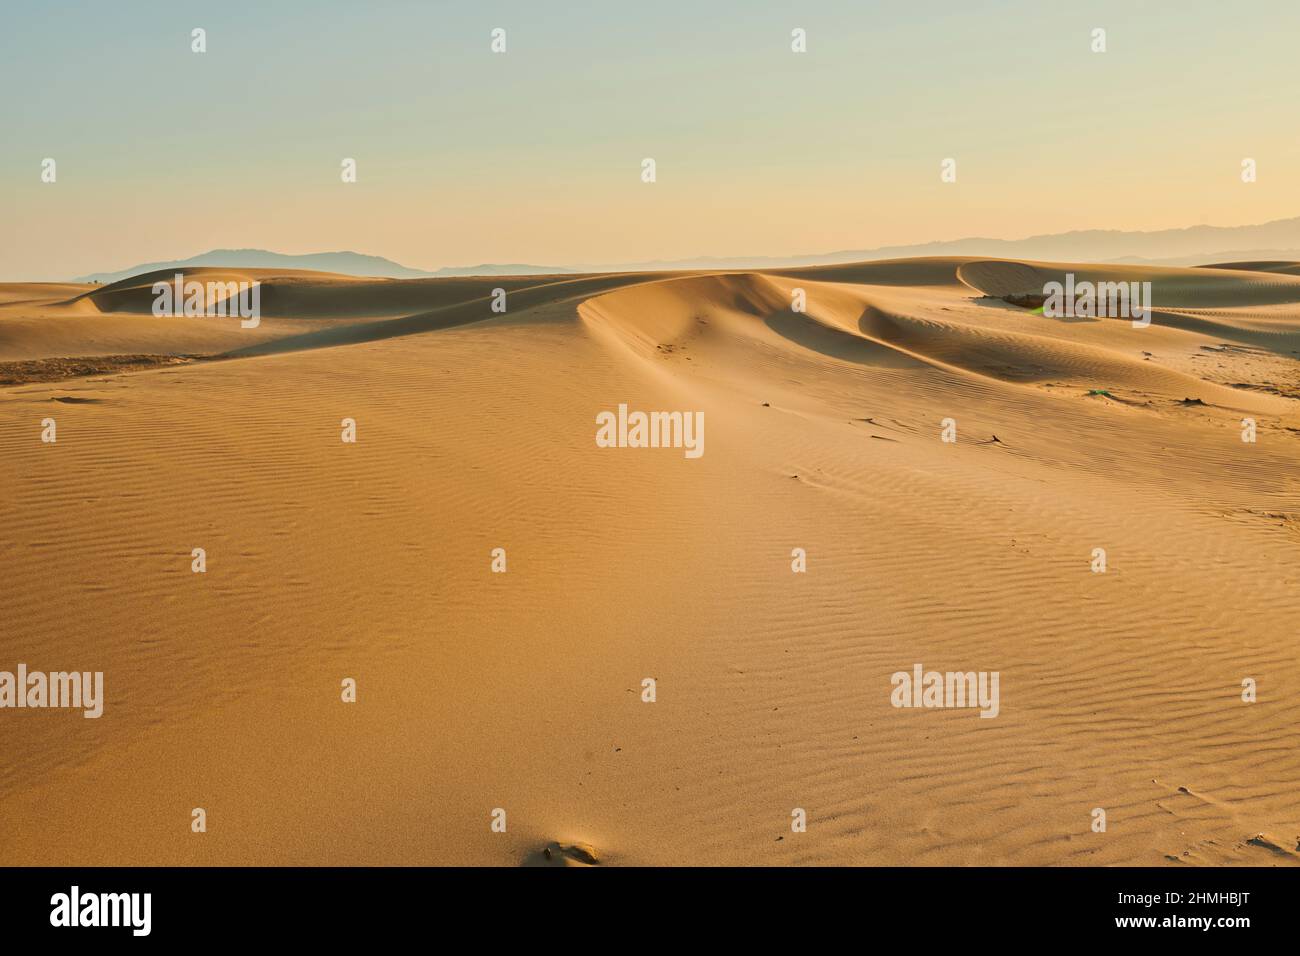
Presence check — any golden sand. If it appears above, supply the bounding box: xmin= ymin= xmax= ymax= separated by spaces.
xmin=1 ymin=259 xmax=1297 ymax=865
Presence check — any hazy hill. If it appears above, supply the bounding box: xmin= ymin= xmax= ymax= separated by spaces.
xmin=74 ymin=216 xmax=1300 ymax=282
xmin=77 ymin=249 xmax=568 ymax=284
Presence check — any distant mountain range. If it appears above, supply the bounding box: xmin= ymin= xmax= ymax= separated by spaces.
xmin=76 ymin=249 xmax=569 ymax=284
xmin=76 ymin=216 xmax=1300 ymax=283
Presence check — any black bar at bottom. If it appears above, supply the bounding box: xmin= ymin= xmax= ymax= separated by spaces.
xmin=0 ymin=866 xmax=1281 ymax=942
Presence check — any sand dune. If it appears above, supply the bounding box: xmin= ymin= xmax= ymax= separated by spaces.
xmin=1 ymin=257 xmax=1297 ymax=866
xmin=1203 ymin=260 xmax=1300 ymax=277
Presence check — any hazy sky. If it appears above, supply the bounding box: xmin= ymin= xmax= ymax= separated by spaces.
xmin=3 ymin=0 xmax=1299 ymax=280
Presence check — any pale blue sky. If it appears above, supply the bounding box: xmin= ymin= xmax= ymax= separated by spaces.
xmin=4 ymin=0 xmax=1298 ymax=279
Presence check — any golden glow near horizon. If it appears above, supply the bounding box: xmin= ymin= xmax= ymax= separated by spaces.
xmin=4 ymin=0 xmax=1300 ymax=279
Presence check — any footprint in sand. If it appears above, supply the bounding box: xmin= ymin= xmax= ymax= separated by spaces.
xmin=1245 ymin=833 xmax=1299 ymax=859
xmin=523 ymin=841 xmax=602 ymax=867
